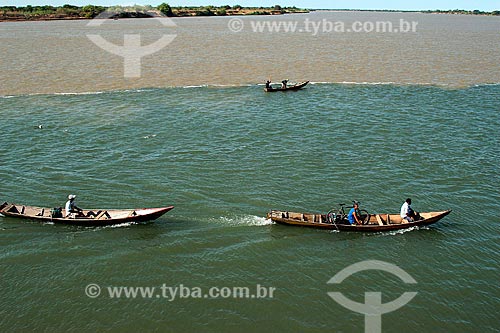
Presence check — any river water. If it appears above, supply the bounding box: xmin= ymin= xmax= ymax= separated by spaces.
xmin=0 ymin=11 xmax=499 ymax=332
xmin=1 ymin=11 xmax=500 ymax=95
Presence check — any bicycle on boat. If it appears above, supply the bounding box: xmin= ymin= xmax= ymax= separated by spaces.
xmin=326 ymin=201 xmax=370 ymax=225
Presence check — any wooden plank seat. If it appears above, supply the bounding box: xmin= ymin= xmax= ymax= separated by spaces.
xmin=3 ymin=204 xmax=17 ymax=213
xmin=95 ymin=211 xmax=111 ymax=220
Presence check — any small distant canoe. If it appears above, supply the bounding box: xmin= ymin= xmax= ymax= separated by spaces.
xmin=266 ymin=210 xmax=451 ymax=232
xmin=264 ymin=81 xmax=309 ymax=92
xmin=0 ymin=202 xmax=174 ymax=226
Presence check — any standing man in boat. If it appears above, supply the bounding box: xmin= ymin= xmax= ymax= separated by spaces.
xmin=348 ymin=201 xmax=362 ymax=225
xmin=65 ymin=194 xmax=83 ymax=218
xmin=400 ymin=198 xmax=421 ymax=222
xmin=281 ymin=79 xmax=288 ymax=89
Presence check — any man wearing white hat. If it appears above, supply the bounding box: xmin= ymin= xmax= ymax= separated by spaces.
xmin=65 ymin=194 xmax=83 ymax=218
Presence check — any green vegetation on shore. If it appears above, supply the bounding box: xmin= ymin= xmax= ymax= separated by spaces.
xmin=0 ymin=4 xmax=309 ymax=21
xmin=327 ymin=8 xmax=499 ymax=15
xmin=1 ymin=4 xmax=106 ymax=20
xmin=423 ymin=9 xmax=500 ymax=15
xmin=1 ymin=4 xmax=498 ymax=21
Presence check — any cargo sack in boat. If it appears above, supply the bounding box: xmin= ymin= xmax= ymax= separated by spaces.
xmin=51 ymin=207 xmax=63 ymax=218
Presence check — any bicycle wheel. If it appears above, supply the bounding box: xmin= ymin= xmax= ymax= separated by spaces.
xmin=336 ymin=209 xmax=348 ymax=224
xmin=326 ymin=210 xmax=336 ymax=224
xmin=359 ymin=209 xmax=370 ymax=224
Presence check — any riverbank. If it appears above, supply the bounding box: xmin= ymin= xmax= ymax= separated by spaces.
xmin=2 ymin=5 xmax=499 ymax=22
xmin=0 ymin=4 xmax=309 ymax=22
xmin=320 ymin=9 xmax=499 ymax=15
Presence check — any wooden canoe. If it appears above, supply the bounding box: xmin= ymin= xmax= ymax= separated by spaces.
xmin=0 ymin=201 xmax=174 ymax=226
xmin=264 ymin=81 xmax=309 ymax=92
xmin=266 ymin=209 xmax=451 ymax=232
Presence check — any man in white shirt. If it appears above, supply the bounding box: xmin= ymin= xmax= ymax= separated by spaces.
xmin=65 ymin=194 xmax=83 ymax=218
xmin=400 ymin=198 xmax=420 ymax=222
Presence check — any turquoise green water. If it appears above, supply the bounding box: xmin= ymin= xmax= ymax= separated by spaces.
xmin=1 ymin=83 xmax=499 ymax=332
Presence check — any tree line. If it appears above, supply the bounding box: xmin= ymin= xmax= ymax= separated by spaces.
xmin=2 ymin=5 xmax=497 ymax=21
xmin=1 ymin=4 xmax=107 ymax=19
xmin=423 ymin=9 xmax=500 ymax=15
xmin=0 ymin=4 xmax=308 ymax=20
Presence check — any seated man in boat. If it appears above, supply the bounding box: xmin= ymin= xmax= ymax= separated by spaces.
xmin=265 ymin=80 xmax=272 ymax=89
xmin=347 ymin=201 xmax=362 ymax=225
xmin=400 ymin=198 xmax=421 ymax=222
xmin=281 ymin=80 xmax=288 ymax=89
xmin=65 ymin=194 xmax=84 ymax=218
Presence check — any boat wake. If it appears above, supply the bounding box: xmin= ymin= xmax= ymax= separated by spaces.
xmin=217 ymin=215 xmax=274 ymax=227
xmin=380 ymin=225 xmax=430 ymax=236
xmin=93 ymin=222 xmax=138 ymax=229
xmin=3 ymin=81 xmax=499 ymax=98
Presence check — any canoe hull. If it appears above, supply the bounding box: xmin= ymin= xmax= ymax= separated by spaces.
xmin=266 ymin=210 xmax=451 ymax=232
xmin=0 ymin=202 xmax=174 ymax=226
xmin=264 ymin=81 xmax=309 ymax=92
